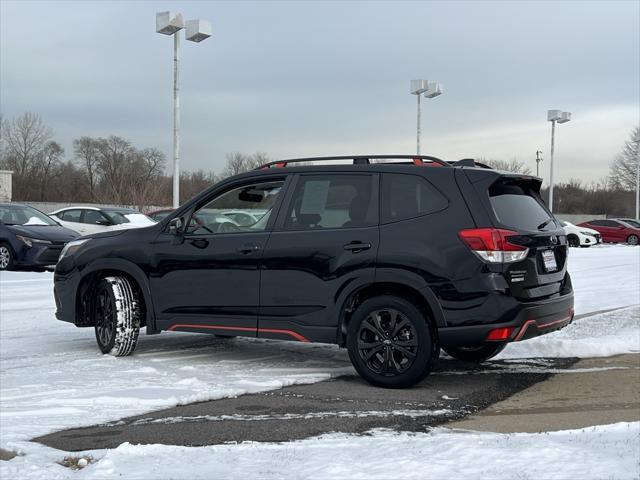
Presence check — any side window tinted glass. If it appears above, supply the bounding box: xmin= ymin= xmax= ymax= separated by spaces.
xmin=188 ymin=180 xmax=284 ymax=235
xmin=381 ymin=174 xmax=448 ymax=223
xmin=83 ymin=210 xmax=106 ymax=225
xmin=285 ymin=175 xmax=375 ymax=230
xmin=62 ymin=210 xmax=82 ymax=222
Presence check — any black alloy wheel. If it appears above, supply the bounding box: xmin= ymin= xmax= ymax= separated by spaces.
xmin=347 ymin=295 xmax=435 ymax=388
xmin=356 ymin=308 xmax=418 ymax=376
xmin=94 ymin=285 xmax=116 ymax=350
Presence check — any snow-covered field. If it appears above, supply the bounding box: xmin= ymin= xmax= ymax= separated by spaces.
xmin=1 ymin=244 xmax=639 ymax=479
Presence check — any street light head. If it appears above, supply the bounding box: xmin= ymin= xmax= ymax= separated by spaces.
xmin=185 ymin=19 xmax=212 ymax=43
xmin=547 ymin=109 xmax=562 ymax=122
xmin=557 ymin=111 xmax=571 ymax=124
xmin=156 ymin=11 xmax=184 ymax=35
xmin=424 ymin=82 xmax=443 ymax=98
xmin=410 ymin=79 xmax=428 ymax=95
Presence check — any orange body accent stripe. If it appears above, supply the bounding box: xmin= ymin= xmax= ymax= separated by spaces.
xmin=514 ymin=315 xmax=572 ymax=342
xmin=167 ymin=324 xmax=310 ymax=343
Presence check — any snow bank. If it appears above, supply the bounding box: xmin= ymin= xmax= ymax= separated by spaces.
xmin=2 ymin=423 xmax=638 ymax=480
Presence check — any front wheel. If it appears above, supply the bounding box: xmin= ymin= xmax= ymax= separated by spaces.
xmin=0 ymin=243 xmax=15 ymax=270
xmin=627 ymin=235 xmax=639 ymax=246
xmin=567 ymin=234 xmax=580 ymax=247
xmin=347 ymin=295 xmax=435 ymax=388
xmin=93 ymin=276 xmax=141 ymax=356
xmin=442 ymin=343 xmax=507 ymax=363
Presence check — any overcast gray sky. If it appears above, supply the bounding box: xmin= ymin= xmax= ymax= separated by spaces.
xmin=1 ymin=0 xmax=638 ymax=183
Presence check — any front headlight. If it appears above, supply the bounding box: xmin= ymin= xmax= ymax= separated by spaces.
xmin=59 ymin=239 xmax=90 ymax=260
xmin=580 ymin=231 xmax=594 ymax=236
xmin=16 ymin=235 xmax=52 ymax=248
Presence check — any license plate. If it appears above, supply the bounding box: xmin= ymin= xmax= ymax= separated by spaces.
xmin=542 ymin=249 xmax=557 ymax=272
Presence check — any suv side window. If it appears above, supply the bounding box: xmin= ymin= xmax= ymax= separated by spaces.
xmin=187 ymin=179 xmax=285 ymax=235
xmin=381 ymin=173 xmax=448 ymax=223
xmin=284 ymin=174 xmax=376 ymax=230
xmin=61 ymin=209 xmax=82 ymax=222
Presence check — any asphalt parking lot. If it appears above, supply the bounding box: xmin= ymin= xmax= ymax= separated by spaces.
xmin=36 ymin=356 xmax=576 ymax=450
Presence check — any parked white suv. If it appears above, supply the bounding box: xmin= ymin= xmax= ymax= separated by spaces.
xmin=561 ymin=220 xmax=601 ymax=247
xmin=50 ymin=207 xmax=155 ymax=235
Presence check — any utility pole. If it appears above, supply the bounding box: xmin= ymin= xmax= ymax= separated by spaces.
xmin=535 ymin=150 xmax=543 ymax=177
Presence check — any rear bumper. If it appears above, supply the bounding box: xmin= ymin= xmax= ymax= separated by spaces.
xmin=438 ymin=290 xmax=574 ymax=347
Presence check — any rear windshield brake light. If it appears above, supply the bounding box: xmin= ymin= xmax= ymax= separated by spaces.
xmin=458 ymin=228 xmax=529 ymax=263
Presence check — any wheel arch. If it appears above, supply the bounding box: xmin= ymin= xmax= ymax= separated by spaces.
xmin=75 ymin=258 xmax=156 ymax=332
xmin=336 ymin=280 xmax=445 ymax=346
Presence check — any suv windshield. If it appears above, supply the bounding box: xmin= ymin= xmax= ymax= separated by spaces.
xmin=489 ymin=180 xmax=556 ymax=231
xmin=0 ymin=205 xmax=59 ymax=226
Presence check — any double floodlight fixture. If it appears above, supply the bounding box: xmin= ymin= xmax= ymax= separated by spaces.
xmin=156 ymin=11 xmax=212 ymax=42
xmin=410 ymin=79 xmax=443 ymax=98
xmin=547 ymin=109 xmax=571 ymax=124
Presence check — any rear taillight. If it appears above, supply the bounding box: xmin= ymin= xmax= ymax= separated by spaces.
xmin=458 ymin=228 xmax=529 ymax=263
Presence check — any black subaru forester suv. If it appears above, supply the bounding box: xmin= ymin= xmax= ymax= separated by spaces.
xmin=54 ymin=156 xmax=574 ymax=388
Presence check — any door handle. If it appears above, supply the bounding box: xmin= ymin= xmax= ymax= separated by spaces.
xmin=237 ymin=244 xmax=261 ymax=255
xmin=343 ymin=241 xmax=371 ymax=252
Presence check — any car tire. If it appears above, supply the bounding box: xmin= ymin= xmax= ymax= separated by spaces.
xmin=567 ymin=234 xmax=580 ymax=247
xmin=0 ymin=243 xmax=14 ymax=271
xmin=93 ymin=276 xmax=141 ymax=356
xmin=442 ymin=343 xmax=507 ymax=363
xmin=347 ymin=295 xmax=435 ymax=389
xmin=627 ymin=234 xmax=639 ymax=246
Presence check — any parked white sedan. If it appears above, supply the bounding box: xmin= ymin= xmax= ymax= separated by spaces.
xmin=49 ymin=207 xmax=156 ymax=235
xmin=561 ymin=220 xmax=602 ymax=247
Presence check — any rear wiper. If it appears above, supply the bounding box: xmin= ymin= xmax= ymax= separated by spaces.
xmin=537 ymin=218 xmax=553 ymax=230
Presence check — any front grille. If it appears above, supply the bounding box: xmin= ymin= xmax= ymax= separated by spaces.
xmin=37 ymin=247 xmax=63 ymax=264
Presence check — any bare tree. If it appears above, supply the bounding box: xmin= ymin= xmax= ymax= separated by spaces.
xmin=73 ymin=136 xmax=101 ymax=201
xmin=0 ymin=112 xmax=53 ymax=199
xmin=37 ymin=141 xmax=64 ymax=200
xmin=480 ymin=157 xmax=532 ymax=174
xmin=609 ymin=126 xmax=640 ymax=191
xmin=222 ymin=152 xmax=250 ymax=178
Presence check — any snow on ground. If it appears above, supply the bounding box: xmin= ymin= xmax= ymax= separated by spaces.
xmin=0 ymin=244 xmax=638 ymax=478
xmin=2 ymin=423 xmax=638 ymax=480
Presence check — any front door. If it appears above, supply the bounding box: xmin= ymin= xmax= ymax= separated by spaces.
xmin=150 ymin=177 xmax=288 ymax=336
xmin=259 ymin=173 xmax=379 ymax=343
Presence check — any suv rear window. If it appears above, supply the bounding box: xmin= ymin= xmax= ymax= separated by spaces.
xmin=489 ymin=180 xmax=554 ymax=231
xmin=381 ymin=173 xmax=448 ymax=223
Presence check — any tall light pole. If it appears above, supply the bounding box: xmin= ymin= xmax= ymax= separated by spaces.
xmin=156 ymin=12 xmax=212 ymax=208
xmin=546 ymin=109 xmax=571 ymax=213
xmin=634 ymin=130 xmax=640 ymax=220
xmin=410 ymin=80 xmax=442 ymax=155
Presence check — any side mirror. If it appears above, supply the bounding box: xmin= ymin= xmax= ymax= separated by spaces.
xmin=95 ymin=219 xmax=111 ymax=226
xmin=168 ymin=217 xmax=183 ymax=235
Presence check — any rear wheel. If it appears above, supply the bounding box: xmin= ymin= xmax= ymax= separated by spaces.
xmin=442 ymin=343 xmax=507 ymax=363
xmin=627 ymin=234 xmax=639 ymax=246
xmin=0 ymin=243 xmax=14 ymax=270
xmin=93 ymin=276 xmax=141 ymax=356
xmin=567 ymin=234 xmax=580 ymax=247
xmin=347 ymin=295 xmax=435 ymax=388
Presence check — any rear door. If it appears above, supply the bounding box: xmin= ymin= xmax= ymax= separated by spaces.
xmin=259 ymin=173 xmax=379 ymax=343
xmin=56 ymin=209 xmax=86 ymax=234
xmin=461 ymin=172 xmax=569 ymax=300
xmin=487 ymin=177 xmax=568 ymax=299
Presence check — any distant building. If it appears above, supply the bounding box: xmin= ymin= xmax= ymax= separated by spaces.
xmin=0 ymin=171 xmax=13 ymax=202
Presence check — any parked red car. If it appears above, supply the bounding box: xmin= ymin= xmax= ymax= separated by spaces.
xmin=577 ymin=219 xmax=640 ymax=245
